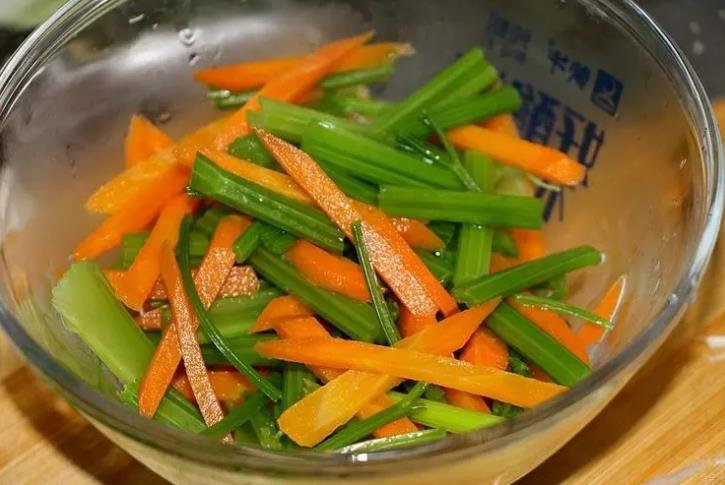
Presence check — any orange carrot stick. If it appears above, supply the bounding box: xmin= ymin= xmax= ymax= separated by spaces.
xmin=125 ymin=115 xmax=174 ymax=168
xmin=482 ymin=113 xmax=519 ymax=137
xmin=256 ymin=337 xmax=565 ymax=408
xmin=173 ymin=370 xmax=254 ymax=404
xmin=192 ymin=42 xmax=410 ymax=91
xmin=444 ymin=389 xmax=491 ymax=413
xmin=285 ymin=240 xmax=370 ymax=302
xmin=509 ymin=300 xmax=590 ymax=364
xmin=74 ymin=165 xmax=189 ymax=260
xmin=460 ymin=328 xmax=509 ymax=371
xmin=141 ymin=265 xmax=259 ymax=301
xmin=136 ymin=308 xmax=164 ymax=331
xmin=159 ymin=243 xmax=226 ymax=430
xmin=276 ymin=301 xmax=498 ymax=446
xmin=530 ymin=363 xmax=553 ymax=383
xmin=249 ymin=295 xmax=313 ymax=334
xmin=577 ymin=276 xmax=626 ymax=347
xmin=447 ymin=125 xmax=585 ymax=186
xmin=510 ymin=228 xmax=546 ymax=263
xmin=112 ymin=195 xmax=196 ymax=311
xmin=398 ymin=306 xmax=437 ymax=337
xmin=390 ymin=217 xmax=444 ymax=251
xmin=137 ymin=216 xmax=248 ymax=418
xmin=272 ymin=317 xmax=418 ymax=438
xmin=201 ymin=149 xmax=314 ymax=205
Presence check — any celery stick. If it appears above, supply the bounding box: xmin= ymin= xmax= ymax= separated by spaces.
xmin=119 ymin=383 xmax=205 ymax=433
xmin=338 ymin=428 xmax=447 ymax=453
xmin=228 ymin=133 xmax=280 ymax=170
xmin=388 ymin=392 xmax=504 ymax=432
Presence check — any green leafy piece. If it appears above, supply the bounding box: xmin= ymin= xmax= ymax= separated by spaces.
xmin=316 ymin=382 xmax=429 ymax=450
xmin=178 ymin=217 xmax=281 ymax=401
xmin=352 ymin=221 xmax=401 ymax=345
xmin=189 ymin=153 xmax=344 ymax=253
xmin=379 ymin=186 xmax=543 ymax=229
xmin=486 ymin=303 xmax=590 ymax=386
xmin=452 ymin=246 xmax=601 ymax=306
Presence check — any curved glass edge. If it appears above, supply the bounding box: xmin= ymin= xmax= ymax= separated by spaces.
xmin=0 ymin=0 xmax=722 ymax=478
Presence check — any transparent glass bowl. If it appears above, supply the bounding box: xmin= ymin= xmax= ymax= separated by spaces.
xmin=0 ymin=0 xmax=721 ymax=483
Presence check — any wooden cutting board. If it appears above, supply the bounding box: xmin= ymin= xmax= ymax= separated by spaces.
xmin=2 ymin=103 xmax=725 ymax=485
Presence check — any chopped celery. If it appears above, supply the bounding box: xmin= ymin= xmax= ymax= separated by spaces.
xmin=119 ymin=382 xmax=206 ymax=433
xmin=228 ymin=133 xmax=280 ymax=169
xmin=388 ymin=392 xmax=504 ymax=432
xmin=320 ymin=64 xmax=394 ymax=90
xmin=339 ymin=429 xmax=447 ymax=453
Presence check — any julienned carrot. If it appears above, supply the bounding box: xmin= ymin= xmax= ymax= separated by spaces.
xmin=193 ymin=42 xmax=410 ymax=91
xmin=530 ymin=364 xmax=553 ymax=383
xmin=285 ymin=240 xmax=370 ymax=302
xmin=509 ymin=300 xmax=589 ymax=364
xmin=482 ymin=113 xmax=519 ymax=137
xmin=447 ymin=125 xmax=585 ymax=186
xmin=143 ymin=266 xmax=259 ymax=301
xmin=460 ymin=328 xmax=509 ymax=371
xmin=444 ymin=389 xmax=491 ymax=413
xmin=255 ymin=128 xmax=456 ymax=317
xmin=256 ymin=337 xmax=565 ymax=408
xmin=391 ymin=218 xmax=444 ymax=251
xmin=159 ymin=243 xmax=226 ymax=430
xmin=249 ymin=295 xmax=313 ymax=334
xmin=201 ymin=149 xmax=314 ymax=205
xmin=137 ymin=308 xmax=163 ymax=331
xmin=276 ymin=302 xmax=498 ymax=446
xmin=138 ymin=216 xmax=248 ymax=418
xmin=577 ymin=276 xmax=626 ymax=347
xmin=125 ymin=115 xmax=174 ymax=168
xmin=510 ymin=229 xmax=546 ymax=263
xmin=74 ymin=165 xmax=189 ymax=260
xmin=398 ymin=306 xmax=437 ymax=337
xmin=112 ymin=195 xmax=196 ymax=311
xmin=173 ymin=369 xmax=254 ymax=404
xmin=273 ymin=317 xmax=418 ymax=438
xmin=195 ymin=31 xmax=373 ymax=156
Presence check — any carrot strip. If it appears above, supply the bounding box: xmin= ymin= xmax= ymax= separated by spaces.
xmin=144 ymin=265 xmax=259 ymax=301
xmin=447 ymin=125 xmax=585 ymax=186
xmin=391 ymin=217 xmax=444 ymax=251
xmin=285 ymin=240 xmax=370 ymax=302
xmin=192 ymin=42 xmax=409 ymax=91
xmin=201 ymin=149 xmax=314 ymax=205
xmin=136 ymin=308 xmax=163 ymax=331
xmin=509 ymin=300 xmax=590 ymax=364
xmin=482 ymin=114 xmax=519 ymax=137
xmin=159 ymin=243 xmax=226 ymax=430
xmin=125 ymin=115 xmax=174 ymax=168
xmin=577 ymin=276 xmax=626 ymax=347
xmin=255 ymin=128 xmax=449 ymax=317
xmin=173 ymin=370 xmax=254 ymax=404
xmin=460 ymin=328 xmax=509 ymax=371
xmin=444 ymin=389 xmax=491 ymax=413
xmin=510 ymin=229 xmax=546 ymax=263
xmin=137 ymin=216 xmax=248 ymax=418
xmin=190 ymin=32 xmax=373 ymax=156
xmin=398 ymin=306 xmax=437 ymax=337
xmin=530 ymin=363 xmax=553 ymax=383
xmin=273 ymin=317 xmax=417 ymax=438
xmin=74 ymin=165 xmax=189 ymax=260
xmin=249 ymin=295 xmax=313 ymax=334
xmin=112 ymin=195 xmax=196 ymax=311
xmin=255 ymin=337 xmax=565 ymax=408
xmin=275 ymin=302 xmax=498 ymax=446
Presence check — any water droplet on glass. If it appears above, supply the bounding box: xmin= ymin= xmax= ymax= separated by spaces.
xmin=128 ymin=13 xmax=145 ymax=25
xmin=189 ymin=53 xmax=199 ymax=66
xmin=719 ymin=9 xmax=725 ymax=20
xmin=692 ymin=40 xmax=705 ymax=56
xmin=178 ymin=28 xmax=197 ymax=47
xmin=688 ymin=21 xmax=701 ymax=35
xmin=680 ymin=159 xmax=687 ymax=169
xmin=667 ymin=294 xmax=679 ymax=306
xmin=152 ymin=22 xmax=159 ymax=30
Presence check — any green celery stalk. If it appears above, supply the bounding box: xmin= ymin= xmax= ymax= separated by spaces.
xmin=319 ymin=164 xmax=379 ymax=205
xmin=427 ymin=221 xmax=457 ymax=247
xmin=281 ymin=364 xmax=307 ymax=412
xmin=491 ymin=401 xmax=524 ymax=419
xmin=422 ymin=113 xmax=480 ymax=192
xmin=375 ymin=48 xmax=487 ymax=132
xmin=400 ymin=86 xmax=521 ymax=137
xmin=302 ymin=120 xmax=464 ymax=189
xmin=532 ymin=274 xmax=568 ymax=300
xmin=416 ymin=250 xmax=453 ymax=286
xmin=52 ymin=261 xmax=154 ymax=385
xmin=250 ymin=405 xmax=284 ymax=450
xmin=189 ymin=153 xmax=344 ymax=253
xmin=434 ymin=64 xmax=498 ymax=107
xmin=119 ymin=382 xmax=206 ymax=433
xmin=202 ymin=390 xmax=267 ymax=438
xmin=329 ymin=94 xmax=393 ymax=117
xmin=352 ymin=221 xmax=401 ymax=345
xmin=320 ymin=64 xmax=394 ymax=90
xmin=486 ymin=303 xmax=590 ymax=386
xmin=259 ymin=224 xmax=298 ymax=256
xmin=120 ymin=231 xmax=209 ymax=269
xmin=228 ymin=133 xmax=280 ymax=169
xmin=507 ymin=348 xmax=533 ymax=377
xmin=511 ymin=294 xmax=613 ymax=329
xmin=492 ymin=231 xmax=519 ymax=258
xmin=453 ymin=151 xmax=495 ymax=287
xmin=201 ymin=335 xmax=281 ymax=367
xmin=233 ymin=221 xmax=266 ymax=264
xmin=178 ymin=218 xmax=281 ymax=401
xmin=378 ymin=186 xmax=543 ymax=229
xmin=316 ymin=382 xmax=429 ymax=450
xmin=452 ymin=246 xmax=602 ymax=306
xmin=249 ymin=248 xmax=381 ymax=342
xmin=247 ymin=97 xmax=375 ymax=143
xmin=338 ymin=428 xmax=447 ymax=454
xmin=193 ymin=205 xmax=231 ymax=237
xmin=388 ymin=392 xmax=504 ymax=432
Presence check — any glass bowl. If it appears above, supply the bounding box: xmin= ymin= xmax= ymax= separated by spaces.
xmin=0 ymin=0 xmax=721 ymax=483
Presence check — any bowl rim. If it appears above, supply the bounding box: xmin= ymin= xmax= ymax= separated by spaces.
xmin=0 ymin=0 xmax=722 ymax=479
